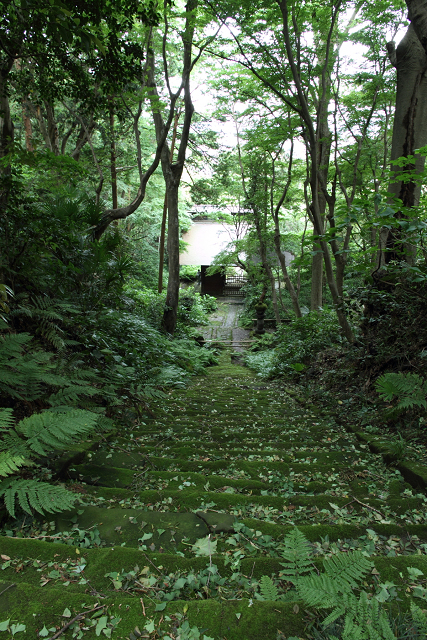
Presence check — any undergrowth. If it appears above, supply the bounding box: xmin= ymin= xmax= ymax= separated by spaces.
xmin=0 ymin=194 xmax=217 ymax=520
xmin=245 ymin=310 xmax=343 ymax=378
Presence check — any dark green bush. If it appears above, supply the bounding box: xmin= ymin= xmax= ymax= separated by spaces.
xmin=245 ymin=310 xmax=343 ymax=378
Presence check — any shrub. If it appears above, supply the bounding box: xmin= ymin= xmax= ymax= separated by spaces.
xmin=245 ymin=310 xmax=343 ymax=378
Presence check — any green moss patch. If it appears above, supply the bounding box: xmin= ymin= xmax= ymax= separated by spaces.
xmin=54 ymin=507 xmax=210 ymax=552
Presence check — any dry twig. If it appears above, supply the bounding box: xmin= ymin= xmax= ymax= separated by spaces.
xmin=46 ymin=604 xmax=105 ymax=640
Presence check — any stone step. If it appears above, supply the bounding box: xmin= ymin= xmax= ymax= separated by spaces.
xmin=2 ymin=350 xmax=427 ymax=639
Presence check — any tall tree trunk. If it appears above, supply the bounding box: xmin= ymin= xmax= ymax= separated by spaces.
xmin=377 ymin=20 xmax=427 ymax=267
xmin=278 ymin=0 xmax=355 ymax=343
xmin=22 ymin=99 xmax=33 ymax=152
xmin=304 ymin=176 xmax=323 ymax=311
xmin=0 ymin=70 xmax=14 ymax=162
xmin=109 ymin=103 xmax=118 ymax=210
xmin=158 ymin=110 xmax=180 ymax=294
xmin=310 ymin=249 xmax=323 ymax=310
xmin=148 ymin=0 xmax=197 ymax=334
xmin=273 ymin=226 xmax=302 ymax=317
xmin=0 ymin=64 xmax=14 ymax=211
xmin=45 ymin=102 xmax=59 ymax=155
xmin=310 ymin=118 xmax=330 ymax=311
xmin=163 ymin=168 xmax=181 ymax=334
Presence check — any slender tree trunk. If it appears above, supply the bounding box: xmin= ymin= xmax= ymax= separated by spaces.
xmin=304 ymin=172 xmax=323 ymax=311
xmin=310 ymin=249 xmax=323 ymax=310
xmin=153 ymin=0 xmax=197 ymax=334
xmin=273 ymin=227 xmax=302 ymax=317
xmin=21 ymin=98 xmax=33 ymax=151
xmin=312 ymin=42 xmax=333 ymax=310
xmin=71 ymin=121 xmax=94 ymax=160
xmin=266 ymin=264 xmax=280 ymax=323
xmin=0 ymin=63 xmax=14 ymax=163
xmin=109 ymin=103 xmax=118 ymax=210
xmin=254 ymin=218 xmax=280 ymax=323
xmin=0 ymin=65 xmax=14 ymax=211
xmin=278 ymin=0 xmax=355 ymax=342
xmin=163 ymin=168 xmax=181 ymax=334
xmin=158 ymin=195 xmax=168 ymax=293
xmin=158 ymin=110 xmax=180 ymax=294
xmin=45 ymin=102 xmax=59 ymax=155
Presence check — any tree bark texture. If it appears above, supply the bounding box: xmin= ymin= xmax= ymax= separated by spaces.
xmin=252 ymin=212 xmax=281 ymax=323
xmin=0 ymin=70 xmax=14 ymax=162
xmin=109 ymin=105 xmax=118 ymax=210
xmin=377 ymin=18 xmax=427 ymax=266
xmin=273 ymin=226 xmax=302 ymax=317
xmin=310 ymin=82 xmax=331 ymax=312
xmin=45 ymin=102 xmax=59 ymax=155
xmin=163 ymin=169 xmax=181 ymax=334
xmin=22 ymin=99 xmax=33 ymax=152
xmin=158 ymin=110 xmax=180 ymax=294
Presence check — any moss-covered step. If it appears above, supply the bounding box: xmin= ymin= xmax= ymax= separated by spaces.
xmin=3 ymin=341 xmax=427 ymax=639
xmin=54 ymin=507 xmax=211 ymax=551
xmin=0 ymin=579 xmax=308 ymax=640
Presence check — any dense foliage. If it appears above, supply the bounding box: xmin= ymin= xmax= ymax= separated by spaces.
xmin=0 ymin=166 xmax=217 ymax=516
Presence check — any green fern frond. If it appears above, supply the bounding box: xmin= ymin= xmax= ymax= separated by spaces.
xmin=30 ymin=296 xmax=64 ymax=318
xmin=375 ymin=372 xmax=427 ymax=409
xmin=16 ymin=409 xmax=99 ymax=456
xmin=259 ymin=575 xmax=279 ymax=601
xmin=375 ymin=373 xmax=407 ymax=401
xmin=340 ymin=611 xmax=365 ymax=640
xmin=39 ymin=321 xmax=65 ymax=350
xmin=297 ymin=552 xmax=372 ymax=610
xmin=0 ymin=332 xmax=33 ymax=357
xmin=323 ymin=550 xmax=373 ymax=589
xmin=94 ymin=416 xmax=114 ymax=431
xmin=0 ymin=477 xmax=76 ymax=517
xmin=0 ymin=408 xmax=15 ymax=431
xmin=338 ymin=592 xmax=395 ymax=640
xmin=48 ymin=384 xmax=97 ymax=407
xmin=297 ymin=573 xmax=354 ymax=612
xmin=10 ymin=296 xmax=68 ymax=350
xmin=130 ymin=384 xmax=167 ymax=401
xmin=0 ymin=333 xmax=56 ymax=400
xmin=0 ymin=431 xmax=29 ymax=458
xmin=0 ymin=452 xmax=27 ymax=477
xmin=410 ymin=601 xmax=427 ymax=634
xmin=280 ymin=527 xmax=313 ymax=583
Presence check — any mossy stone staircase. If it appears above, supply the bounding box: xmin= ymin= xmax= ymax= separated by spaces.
xmin=1 ymin=325 xmax=427 ymax=638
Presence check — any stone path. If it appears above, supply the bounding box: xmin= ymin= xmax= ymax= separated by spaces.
xmin=200 ymin=297 xmax=250 ymax=353
xmin=1 ymin=301 xmax=427 ymax=639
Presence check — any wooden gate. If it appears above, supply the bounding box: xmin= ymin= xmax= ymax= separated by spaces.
xmin=223 ymin=274 xmax=247 ymax=296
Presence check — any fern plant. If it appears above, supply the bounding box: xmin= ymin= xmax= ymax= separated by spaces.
xmin=258 ymin=575 xmax=279 ymax=601
xmin=375 ymin=372 xmax=427 ymax=412
xmin=0 ymin=333 xmax=57 ymax=401
xmin=280 ymin=529 xmax=396 ymax=640
xmin=10 ymin=295 xmax=72 ymax=350
xmin=409 ymin=602 xmax=427 ymax=635
xmin=0 ymin=407 xmax=102 ymax=517
xmin=279 ymin=526 xmax=314 ymax=583
xmin=0 ymin=332 xmax=101 ymax=407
